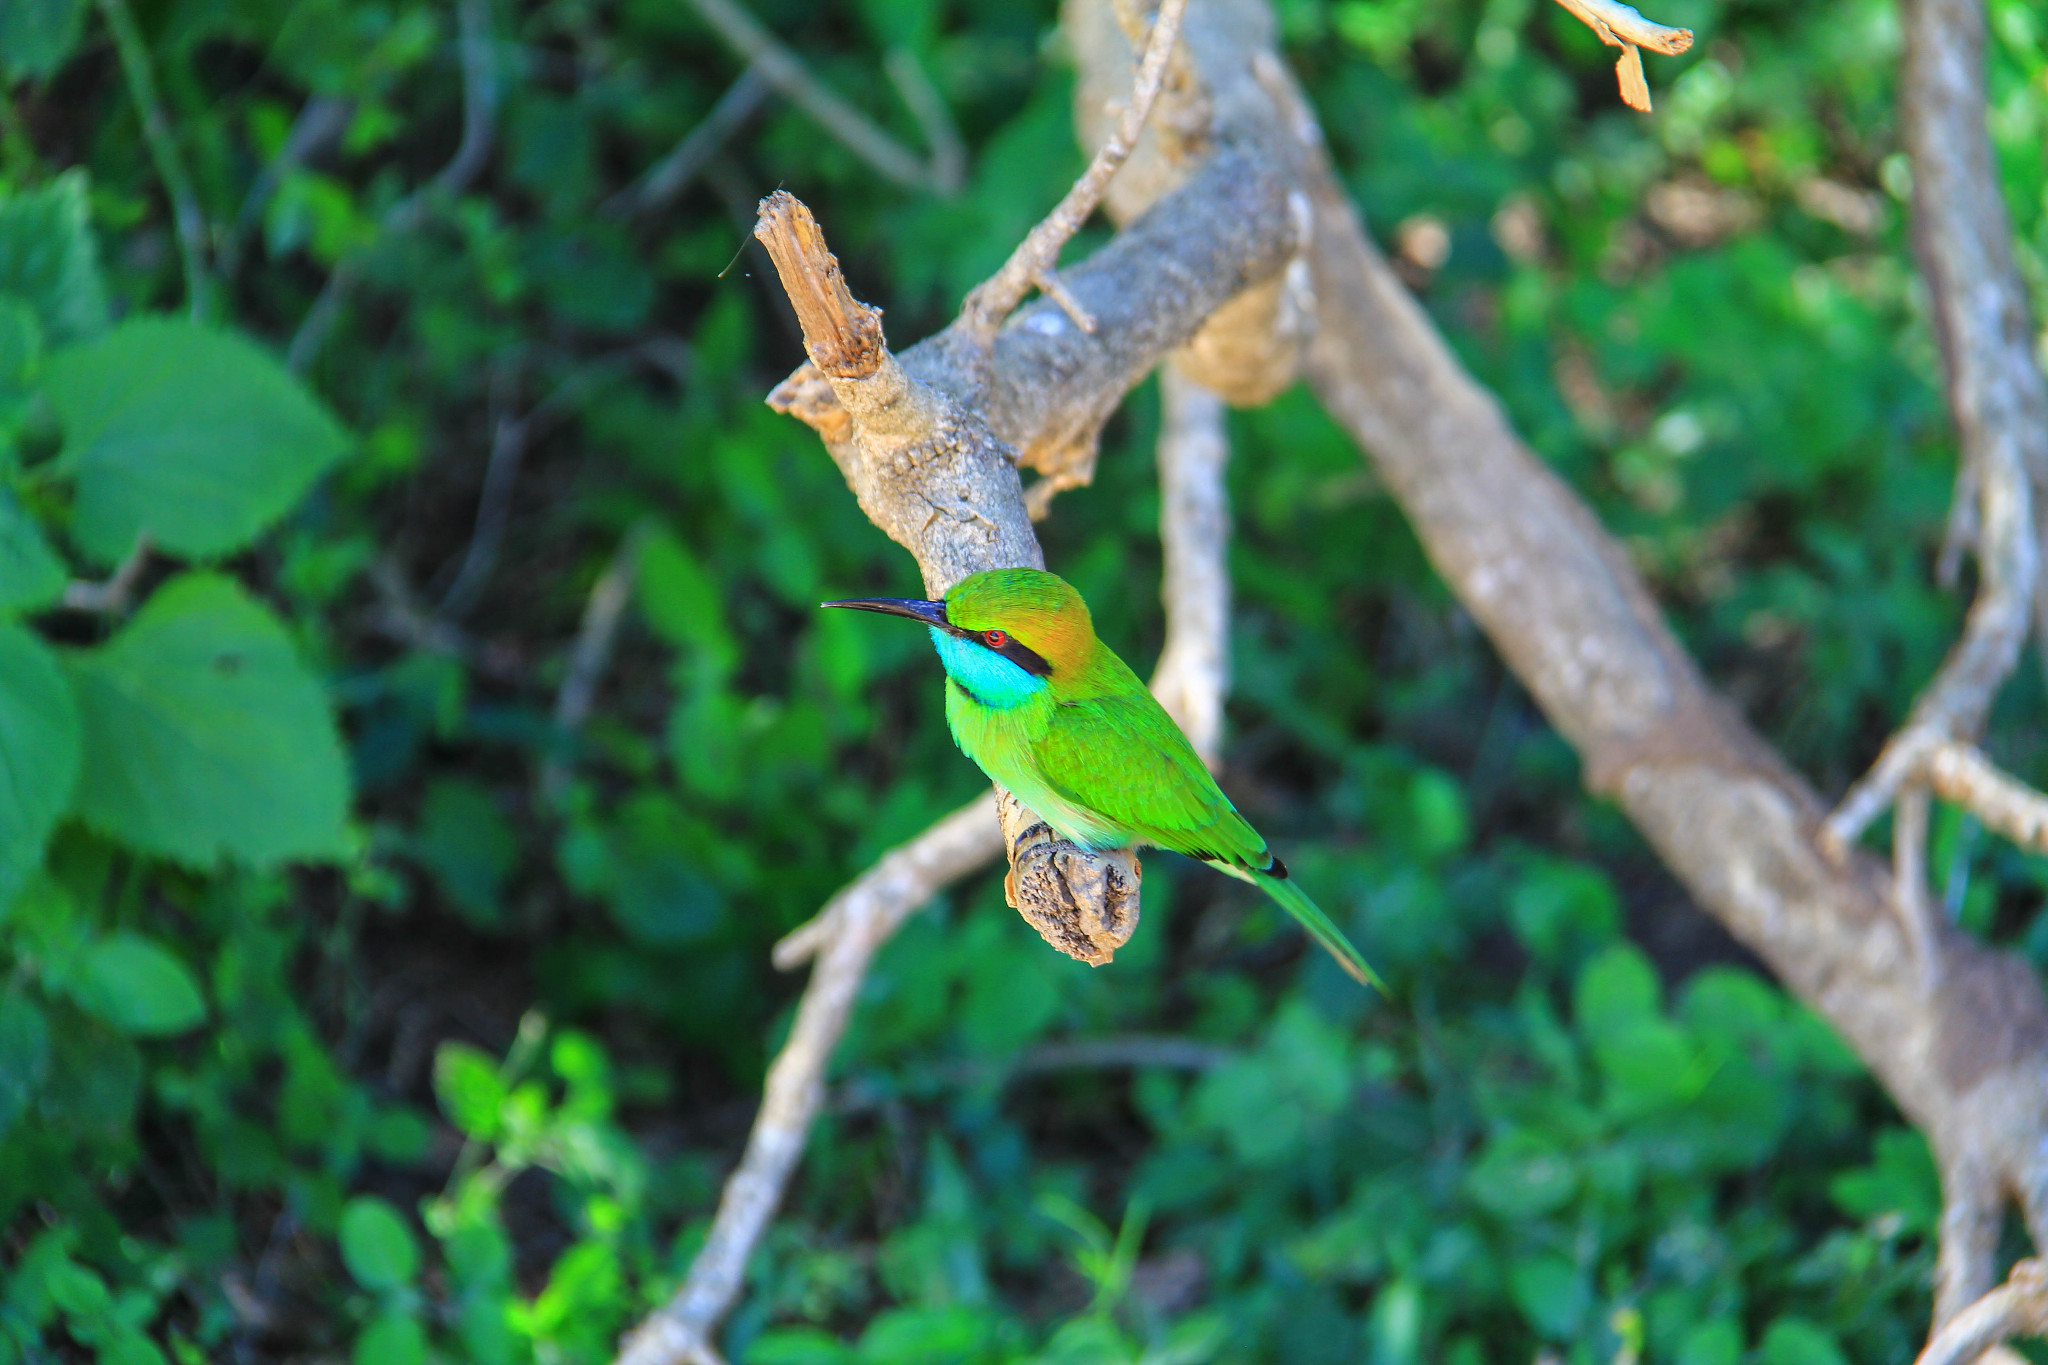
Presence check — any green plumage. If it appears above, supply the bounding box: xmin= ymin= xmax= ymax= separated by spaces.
xmin=823 ymin=568 xmax=1383 ymax=991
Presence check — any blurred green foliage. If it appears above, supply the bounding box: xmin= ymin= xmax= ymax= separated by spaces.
xmin=2 ymin=0 xmax=2047 ymax=1359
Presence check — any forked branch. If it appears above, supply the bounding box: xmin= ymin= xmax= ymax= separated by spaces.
xmin=958 ymin=0 xmax=1190 ymax=340
xmin=1916 ymin=1260 xmax=2048 ymax=1365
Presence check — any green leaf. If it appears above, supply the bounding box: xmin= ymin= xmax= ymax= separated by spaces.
xmin=0 ymin=172 xmax=107 ymax=344
xmin=0 ymin=487 xmax=66 ymax=615
xmin=339 ymin=1196 xmax=421 ymax=1292
xmin=0 ymin=992 xmax=51 ymax=1139
xmin=432 ymin=1042 xmax=507 ymax=1140
xmin=0 ymin=623 xmax=80 ymax=907
xmin=46 ymin=318 xmax=350 ymax=564
xmin=63 ymin=572 xmax=350 ymax=867
xmin=73 ymin=932 xmax=207 ymax=1035
xmin=0 ymin=0 xmax=87 ymax=78
xmin=353 ymin=1311 xmax=425 ymax=1365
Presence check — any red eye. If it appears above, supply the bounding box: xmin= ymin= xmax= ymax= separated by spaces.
xmin=984 ymin=629 xmax=1008 ymax=648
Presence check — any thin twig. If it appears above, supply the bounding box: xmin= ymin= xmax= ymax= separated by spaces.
xmin=366 ymin=558 xmax=526 ymax=683
xmin=615 ymin=797 xmax=1005 ymax=1365
xmin=682 ymin=0 xmax=951 ymax=193
xmin=287 ymin=0 xmax=499 ymax=372
xmin=1927 ymin=741 xmax=2048 ymax=853
xmin=883 ymin=47 xmax=966 ymax=195
xmin=1546 ymin=0 xmax=1693 ymax=112
xmin=222 ymin=95 xmax=352 ymax=280
xmin=1892 ymin=785 xmax=1940 ymax=986
xmin=440 ymin=358 xmax=630 ymax=619
xmin=540 ymin=530 xmax=646 ymax=803
xmin=1148 ymin=361 xmax=1231 ymax=766
xmin=606 ymin=65 xmax=771 ymax=218
xmin=61 ymin=537 xmax=151 ymax=614
xmin=1918 ymin=1260 xmax=2048 ymax=1365
xmin=97 ymin=0 xmax=213 ymax=319
xmin=439 ymin=379 xmax=528 ymax=621
xmin=957 ymin=0 xmax=1190 ymax=342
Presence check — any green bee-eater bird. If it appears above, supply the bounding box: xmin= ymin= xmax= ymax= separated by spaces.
xmin=823 ymin=567 xmax=1381 ymax=990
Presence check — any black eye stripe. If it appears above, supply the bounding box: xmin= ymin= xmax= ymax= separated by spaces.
xmin=983 ymin=632 xmax=1052 ymax=677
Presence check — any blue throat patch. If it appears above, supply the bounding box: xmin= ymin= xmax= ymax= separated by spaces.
xmin=929 ymin=627 xmax=1047 ymax=709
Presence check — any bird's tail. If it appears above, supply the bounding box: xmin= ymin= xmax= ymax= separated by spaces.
xmin=1215 ymin=857 xmax=1385 ymax=993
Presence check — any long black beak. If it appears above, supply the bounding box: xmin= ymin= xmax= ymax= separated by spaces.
xmin=819 ymin=597 xmax=951 ymax=630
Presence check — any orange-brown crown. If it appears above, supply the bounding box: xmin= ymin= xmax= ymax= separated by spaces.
xmin=943 ymin=568 xmax=1099 ymax=676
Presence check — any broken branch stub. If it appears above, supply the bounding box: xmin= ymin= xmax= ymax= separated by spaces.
xmin=752 ymin=190 xmax=1142 ymax=955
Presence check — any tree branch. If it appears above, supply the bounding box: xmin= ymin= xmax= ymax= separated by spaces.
xmin=1149 ymin=362 xmax=1231 ymax=764
xmin=1827 ymin=0 xmax=2048 ymax=859
xmin=539 ymin=530 xmax=645 ymax=803
xmin=614 ymin=796 xmax=1004 ymax=1365
xmin=287 ymin=0 xmax=500 ymax=373
xmin=681 ymin=0 xmax=959 ymax=194
xmin=1545 ymin=0 xmax=1694 ymax=112
xmin=624 ymin=1 xmax=2048 ymax=1358
xmin=1918 ymin=1260 xmax=2048 ymax=1365
xmin=61 ymin=537 xmax=151 ymax=614
xmin=98 ymin=0 xmax=213 ymax=319
xmin=958 ymin=0 xmax=1189 ymax=343
xmin=605 ymin=65 xmax=770 ymax=219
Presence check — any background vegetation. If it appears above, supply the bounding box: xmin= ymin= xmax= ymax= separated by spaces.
xmin=2 ymin=0 xmax=2046 ymax=1359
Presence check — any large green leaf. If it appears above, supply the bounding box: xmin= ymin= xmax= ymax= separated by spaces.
xmin=0 ymin=487 xmax=66 ymax=615
xmin=0 ymin=0 xmax=86 ymax=78
xmin=46 ymin=318 xmax=351 ymax=565
xmin=63 ymin=572 xmax=349 ymax=867
xmin=0 ymin=172 xmax=107 ymax=344
xmin=0 ymin=624 xmax=80 ymax=908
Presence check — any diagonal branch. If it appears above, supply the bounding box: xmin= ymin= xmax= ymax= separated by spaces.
xmin=287 ymin=0 xmax=500 ymax=372
xmin=606 ymin=65 xmax=770 ymax=219
xmin=98 ymin=0 xmax=213 ymax=319
xmin=1916 ymin=1260 xmax=2048 ymax=1365
xmin=682 ymin=0 xmax=960 ymax=194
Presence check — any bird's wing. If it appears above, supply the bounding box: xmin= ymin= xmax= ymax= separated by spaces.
xmin=1031 ymin=690 xmax=1268 ymax=864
